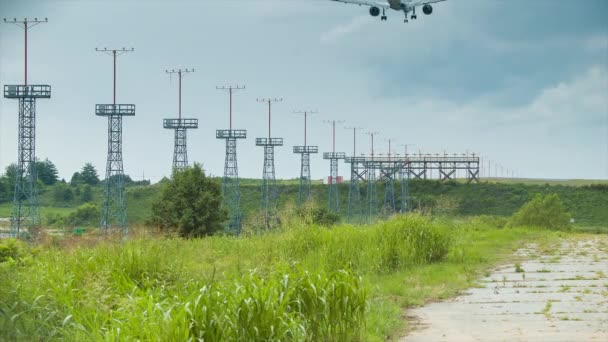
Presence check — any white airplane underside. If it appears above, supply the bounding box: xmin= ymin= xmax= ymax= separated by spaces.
xmin=330 ymin=0 xmax=447 ymax=23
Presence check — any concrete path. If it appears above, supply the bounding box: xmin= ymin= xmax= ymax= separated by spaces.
xmin=402 ymin=236 xmax=608 ymax=342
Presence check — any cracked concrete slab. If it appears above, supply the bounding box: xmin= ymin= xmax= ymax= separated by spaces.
xmin=402 ymin=236 xmax=608 ymax=342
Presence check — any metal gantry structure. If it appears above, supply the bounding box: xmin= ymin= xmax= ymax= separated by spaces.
xmin=345 ymin=126 xmax=363 ymax=223
xmin=3 ymin=18 xmax=50 ymax=237
xmin=217 ymin=86 xmax=246 ymax=235
xmin=95 ymin=47 xmax=135 ymax=233
xmin=364 ymin=132 xmax=379 ymax=222
xmin=381 ymin=138 xmax=396 ymax=215
xmin=256 ymin=98 xmax=283 ymax=230
xmin=293 ymin=110 xmax=318 ymax=206
xmin=163 ymin=69 xmax=198 ymax=172
xmin=322 ymin=120 xmax=345 ymax=213
xmin=400 ymin=144 xmax=415 ymax=213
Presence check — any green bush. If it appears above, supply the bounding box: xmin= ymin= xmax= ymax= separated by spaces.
xmin=508 ymin=194 xmax=571 ymax=229
xmin=295 ymin=201 xmax=340 ymax=227
xmin=149 ymin=163 xmax=227 ymax=237
xmin=0 ymin=239 xmax=31 ymax=263
xmin=63 ymin=203 xmax=100 ymax=227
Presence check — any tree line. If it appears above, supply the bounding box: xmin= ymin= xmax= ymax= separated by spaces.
xmin=0 ymin=160 xmax=149 ymax=204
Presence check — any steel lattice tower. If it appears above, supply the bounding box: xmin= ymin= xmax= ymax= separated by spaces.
xmin=345 ymin=127 xmax=363 ymax=223
xmin=95 ymin=48 xmax=135 ymax=233
xmin=323 ymin=120 xmax=345 ymax=213
xmin=256 ymin=98 xmax=283 ymax=230
xmin=217 ymin=86 xmax=246 ymax=235
xmin=3 ymin=18 xmax=50 ymax=237
xmin=382 ymin=138 xmax=396 ymax=215
xmin=365 ymin=132 xmax=379 ymax=223
xmin=293 ymin=110 xmax=318 ymax=206
xmin=164 ymin=69 xmax=198 ymax=172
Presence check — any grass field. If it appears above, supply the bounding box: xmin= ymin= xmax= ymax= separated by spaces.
xmin=483 ymin=178 xmax=608 ymax=187
xmin=0 ymin=203 xmax=76 ymax=219
xmin=1 ymin=178 xmax=606 ymax=228
xmin=0 ymin=214 xmax=582 ymax=341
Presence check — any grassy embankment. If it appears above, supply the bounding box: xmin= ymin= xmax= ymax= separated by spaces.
xmin=2 ymin=178 xmax=605 ymax=229
xmin=0 ymin=214 xmax=575 ymax=341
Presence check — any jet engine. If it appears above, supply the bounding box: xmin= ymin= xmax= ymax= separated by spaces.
xmin=369 ymin=6 xmax=380 ymax=17
xmin=422 ymin=4 xmax=433 ymax=15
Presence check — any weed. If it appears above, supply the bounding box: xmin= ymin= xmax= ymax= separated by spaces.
xmin=542 ymin=301 xmax=552 ymax=318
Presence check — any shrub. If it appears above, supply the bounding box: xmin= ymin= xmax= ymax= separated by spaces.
xmin=0 ymin=239 xmax=31 ymax=263
xmin=295 ymin=201 xmax=340 ymax=227
xmin=508 ymin=194 xmax=571 ymax=229
xmin=149 ymin=163 xmax=227 ymax=237
xmin=64 ymin=203 xmax=100 ymax=227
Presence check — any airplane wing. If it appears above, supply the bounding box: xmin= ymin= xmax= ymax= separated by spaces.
xmin=410 ymin=0 xmax=447 ymax=6
xmin=329 ymin=0 xmax=390 ymax=9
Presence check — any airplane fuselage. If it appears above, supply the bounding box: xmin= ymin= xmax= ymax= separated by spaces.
xmin=388 ymin=0 xmax=403 ymax=10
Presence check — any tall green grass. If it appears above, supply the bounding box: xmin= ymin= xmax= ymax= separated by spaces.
xmin=0 ymin=215 xmax=451 ymax=341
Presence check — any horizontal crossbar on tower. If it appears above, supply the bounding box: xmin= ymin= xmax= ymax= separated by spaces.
xmin=256 ymin=138 xmax=283 ymax=146
xmin=345 ymin=156 xmax=366 ymax=163
xmin=163 ymin=118 xmax=198 ymax=129
xmin=217 ymin=129 xmax=247 ymax=139
xmin=4 ymin=84 xmax=51 ymax=98
xmin=293 ymin=146 xmax=318 ymax=154
xmin=96 ymin=104 xmax=136 ymax=116
xmin=365 ymin=156 xmax=479 ymax=163
xmin=323 ymin=152 xmax=346 ymax=160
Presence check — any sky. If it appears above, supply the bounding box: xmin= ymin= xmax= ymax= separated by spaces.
xmin=0 ymin=0 xmax=607 ymax=182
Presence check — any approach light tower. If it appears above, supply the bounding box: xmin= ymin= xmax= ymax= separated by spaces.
xmin=95 ymin=47 xmax=135 ymax=233
xmin=365 ymin=131 xmax=379 ymax=223
xmin=345 ymin=126 xmax=363 ymax=223
xmin=163 ymin=69 xmax=198 ymax=172
xmin=382 ymin=138 xmax=396 ymax=215
xmin=323 ymin=120 xmax=345 ymax=213
xmin=293 ymin=110 xmax=319 ymax=206
xmin=217 ymin=86 xmax=247 ymax=235
xmin=3 ymin=18 xmax=50 ymax=237
xmin=256 ymin=98 xmax=283 ymax=230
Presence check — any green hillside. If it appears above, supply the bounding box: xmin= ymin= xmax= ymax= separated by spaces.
xmin=1 ymin=179 xmax=606 ymax=228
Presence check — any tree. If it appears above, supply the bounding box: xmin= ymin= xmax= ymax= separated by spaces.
xmin=4 ymin=164 xmax=18 ymax=181
xmin=70 ymin=172 xmax=81 ymax=186
xmin=52 ymin=183 xmax=74 ymax=203
xmin=81 ymin=185 xmax=93 ymax=203
xmin=80 ymin=163 xmax=100 ymax=185
xmin=0 ymin=177 xmax=9 ymax=203
xmin=36 ymin=158 xmax=59 ymax=185
xmin=149 ymin=163 xmax=227 ymax=237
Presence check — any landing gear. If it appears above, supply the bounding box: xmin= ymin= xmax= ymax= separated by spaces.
xmin=381 ymin=8 xmax=387 ymax=21
xmin=411 ymin=7 xmax=417 ymax=20
xmin=403 ymin=11 xmax=409 ymax=23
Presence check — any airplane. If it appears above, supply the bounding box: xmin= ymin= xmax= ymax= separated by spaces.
xmin=329 ymin=0 xmax=447 ymax=23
